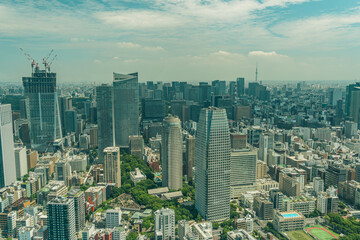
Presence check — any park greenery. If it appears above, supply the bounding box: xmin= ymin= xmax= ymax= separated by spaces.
xmin=326 ymin=213 xmax=360 ymax=237
xmin=110 ymin=154 xmax=201 ymax=223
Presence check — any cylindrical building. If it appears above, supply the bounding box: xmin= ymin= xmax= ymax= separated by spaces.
xmin=161 ymin=115 xmax=183 ymax=190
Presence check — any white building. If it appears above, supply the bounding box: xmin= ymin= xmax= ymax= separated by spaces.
xmin=230 ymin=149 xmax=257 ymax=198
xmin=130 ymin=168 xmax=147 ymax=185
xmin=154 ymin=208 xmax=175 ymax=240
xmin=313 ymin=177 xmax=324 ymax=195
xmin=258 ymin=133 xmax=274 ymax=164
xmin=104 ymin=147 xmax=121 ymax=187
xmin=317 ymin=187 xmax=339 ymax=215
xmin=0 ymin=104 xmax=17 ymax=187
xmin=14 ymin=146 xmax=28 ymax=179
xmin=106 ymin=208 xmax=122 ymax=229
xmin=18 ymin=226 xmax=34 ymax=240
xmin=227 ymin=229 xmax=255 ymax=240
xmin=68 ymin=154 xmax=87 ymax=172
xmin=193 ymin=222 xmax=213 ymax=240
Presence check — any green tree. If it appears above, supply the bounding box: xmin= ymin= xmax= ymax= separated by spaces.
xmin=212 ymin=222 xmax=219 ymax=229
xmin=127 ymin=232 xmax=138 ymax=240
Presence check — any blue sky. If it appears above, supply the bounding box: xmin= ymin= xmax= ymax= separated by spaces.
xmin=1 ymin=0 xmax=360 ymax=83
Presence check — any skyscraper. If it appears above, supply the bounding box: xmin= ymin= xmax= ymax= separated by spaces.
xmin=154 ymin=208 xmax=175 ymax=240
xmin=113 ymin=72 xmax=139 ymax=146
xmin=64 ymin=110 xmax=77 ymax=134
xmin=161 ymin=115 xmax=183 ymax=190
xmin=236 ymin=77 xmax=245 ymax=96
xmin=96 ymin=84 xmax=113 ymax=161
xmin=0 ymin=104 xmax=16 ymax=188
xmin=54 ymin=160 xmax=71 ymax=186
xmin=195 ymin=107 xmax=231 ymax=221
xmin=22 ymin=67 xmax=62 ymax=152
xmin=258 ymin=133 xmax=274 ymax=164
xmin=47 ymin=197 xmax=76 ymax=240
xmin=345 ymin=83 xmax=360 ymax=128
xmin=104 ymin=147 xmax=121 ymax=187
xmin=68 ymin=188 xmax=85 ymax=233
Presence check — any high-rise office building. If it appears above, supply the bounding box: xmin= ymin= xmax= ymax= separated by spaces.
xmin=345 ymin=121 xmax=357 ymax=139
xmin=47 ymin=197 xmax=76 ymax=240
xmin=113 ymin=72 xmax=139 ymax=146
xmin=185 ymin=135 xmax=196 ymax=180
xmin=325 ymin=165 xmax=347 ymax=189
xmin=345 ymin=83 xmax=360 ymax=128
xmin=59 ymin=96 xmax=72 ymax=134
xmin=356 ymin=164 xmax=360 ymax=183
xmin=22 ymin=68 xmax=62 ymax=152
xmin=154 ymin=208 xmax=175 ymax=240
xmin=0 ymin=104 xmax=16 ymax=188
xmin=230 ymin=149 xmax=257 ymax=198
xmin=212 ymin=80 xmax=226 ymax=96
xmin=68 ymin=189 xmax=85 ymax=233
xmin=258 ymin=133 xmax=274 ymax=164
xmin=161 ymin=115 xmax=183 ymax=190
xmin=14 ymin=146 xmax=28 ymax=180
xmin=96 ymin=84 xmax=113 ymax=161
xmin=313 ymin=177 xmax=325 ymax=195
xmin=54 ymin=160 xmax=71 ymax=186
xmin=195 ymin=107 xmax=231 ymax=221
xmin=106 ymin=208 xmax=122 ymax=229
xmin=230 ymin=133 xmax=247 ymax=149
xmin=198 ymin=82 xmax=212 ymax=105
xmin=142 ymin=99 xmax=166 ymax=120
xmin=328 ymin=88 xmax=342 ymax=106
xmin=64 ymin=110 xmax=77 ymax=134
xmin=129 ymin=135 xmax=144 ymax=160
xmin=104 ymin=147 xmax=121 ymax=187
xmin=236 ymin=77 xmax=245 ymax=96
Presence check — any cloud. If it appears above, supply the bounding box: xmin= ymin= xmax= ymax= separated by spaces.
xmin=248 ymin=51 xmax=287 ymax=57
xmin=117 ymin=42 xmax=142 ymax=49
xmin=270 ymin=8 xmax=360 ymax=50
xmin=117 ymin=42 xmax=164 ymax=51
xmin=113 ymin=56 xmax=120 ymax=60
xmin=93 ymin=59 xmax=101 ymax=63
xmin=94 ymin=10 xmax=183 ymax=29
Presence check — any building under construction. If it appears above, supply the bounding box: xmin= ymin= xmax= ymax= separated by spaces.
xmin=22 ymin=62 xmax=62 ymax=152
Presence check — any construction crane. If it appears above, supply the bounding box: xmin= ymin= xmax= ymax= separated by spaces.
xmin=19 ymin=48 xmax=36 ymax=73
xmin=87 ymin=180 xmax=112 ymax=212
xmin=46 ymin=54 xmax=57 ymax=72
xmin=42 ymin=49 xmax=54 ymax=69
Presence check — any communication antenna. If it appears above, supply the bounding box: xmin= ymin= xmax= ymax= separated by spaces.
xmin=255 ymin=63 xmax=258 ymax=82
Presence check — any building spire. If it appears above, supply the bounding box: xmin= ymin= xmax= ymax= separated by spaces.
xmin=255 ymin=63 xmax=258 ymax=82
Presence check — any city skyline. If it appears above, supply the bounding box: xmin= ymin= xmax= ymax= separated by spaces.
xmin=1 ymin=0 xmax=360 ymax=83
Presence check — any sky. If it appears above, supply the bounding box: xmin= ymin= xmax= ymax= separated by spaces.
xmin=1 ymin=0 xmax=360 ymax=84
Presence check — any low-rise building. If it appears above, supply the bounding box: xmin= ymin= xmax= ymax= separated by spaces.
xmin=273 ymin=211 xmax=305 ymax=232
xmin=227 ymin=229 xmax=256 ymax=240
xmin=234 ymin=215 xmax=253 ymax=233
xmin=282 ymin=195 xmax=316 ymax=215
xmin=130 ymin=168 xmax=147 ymax=185
xmin=193 ymin=222 xmax=213 ymax=240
